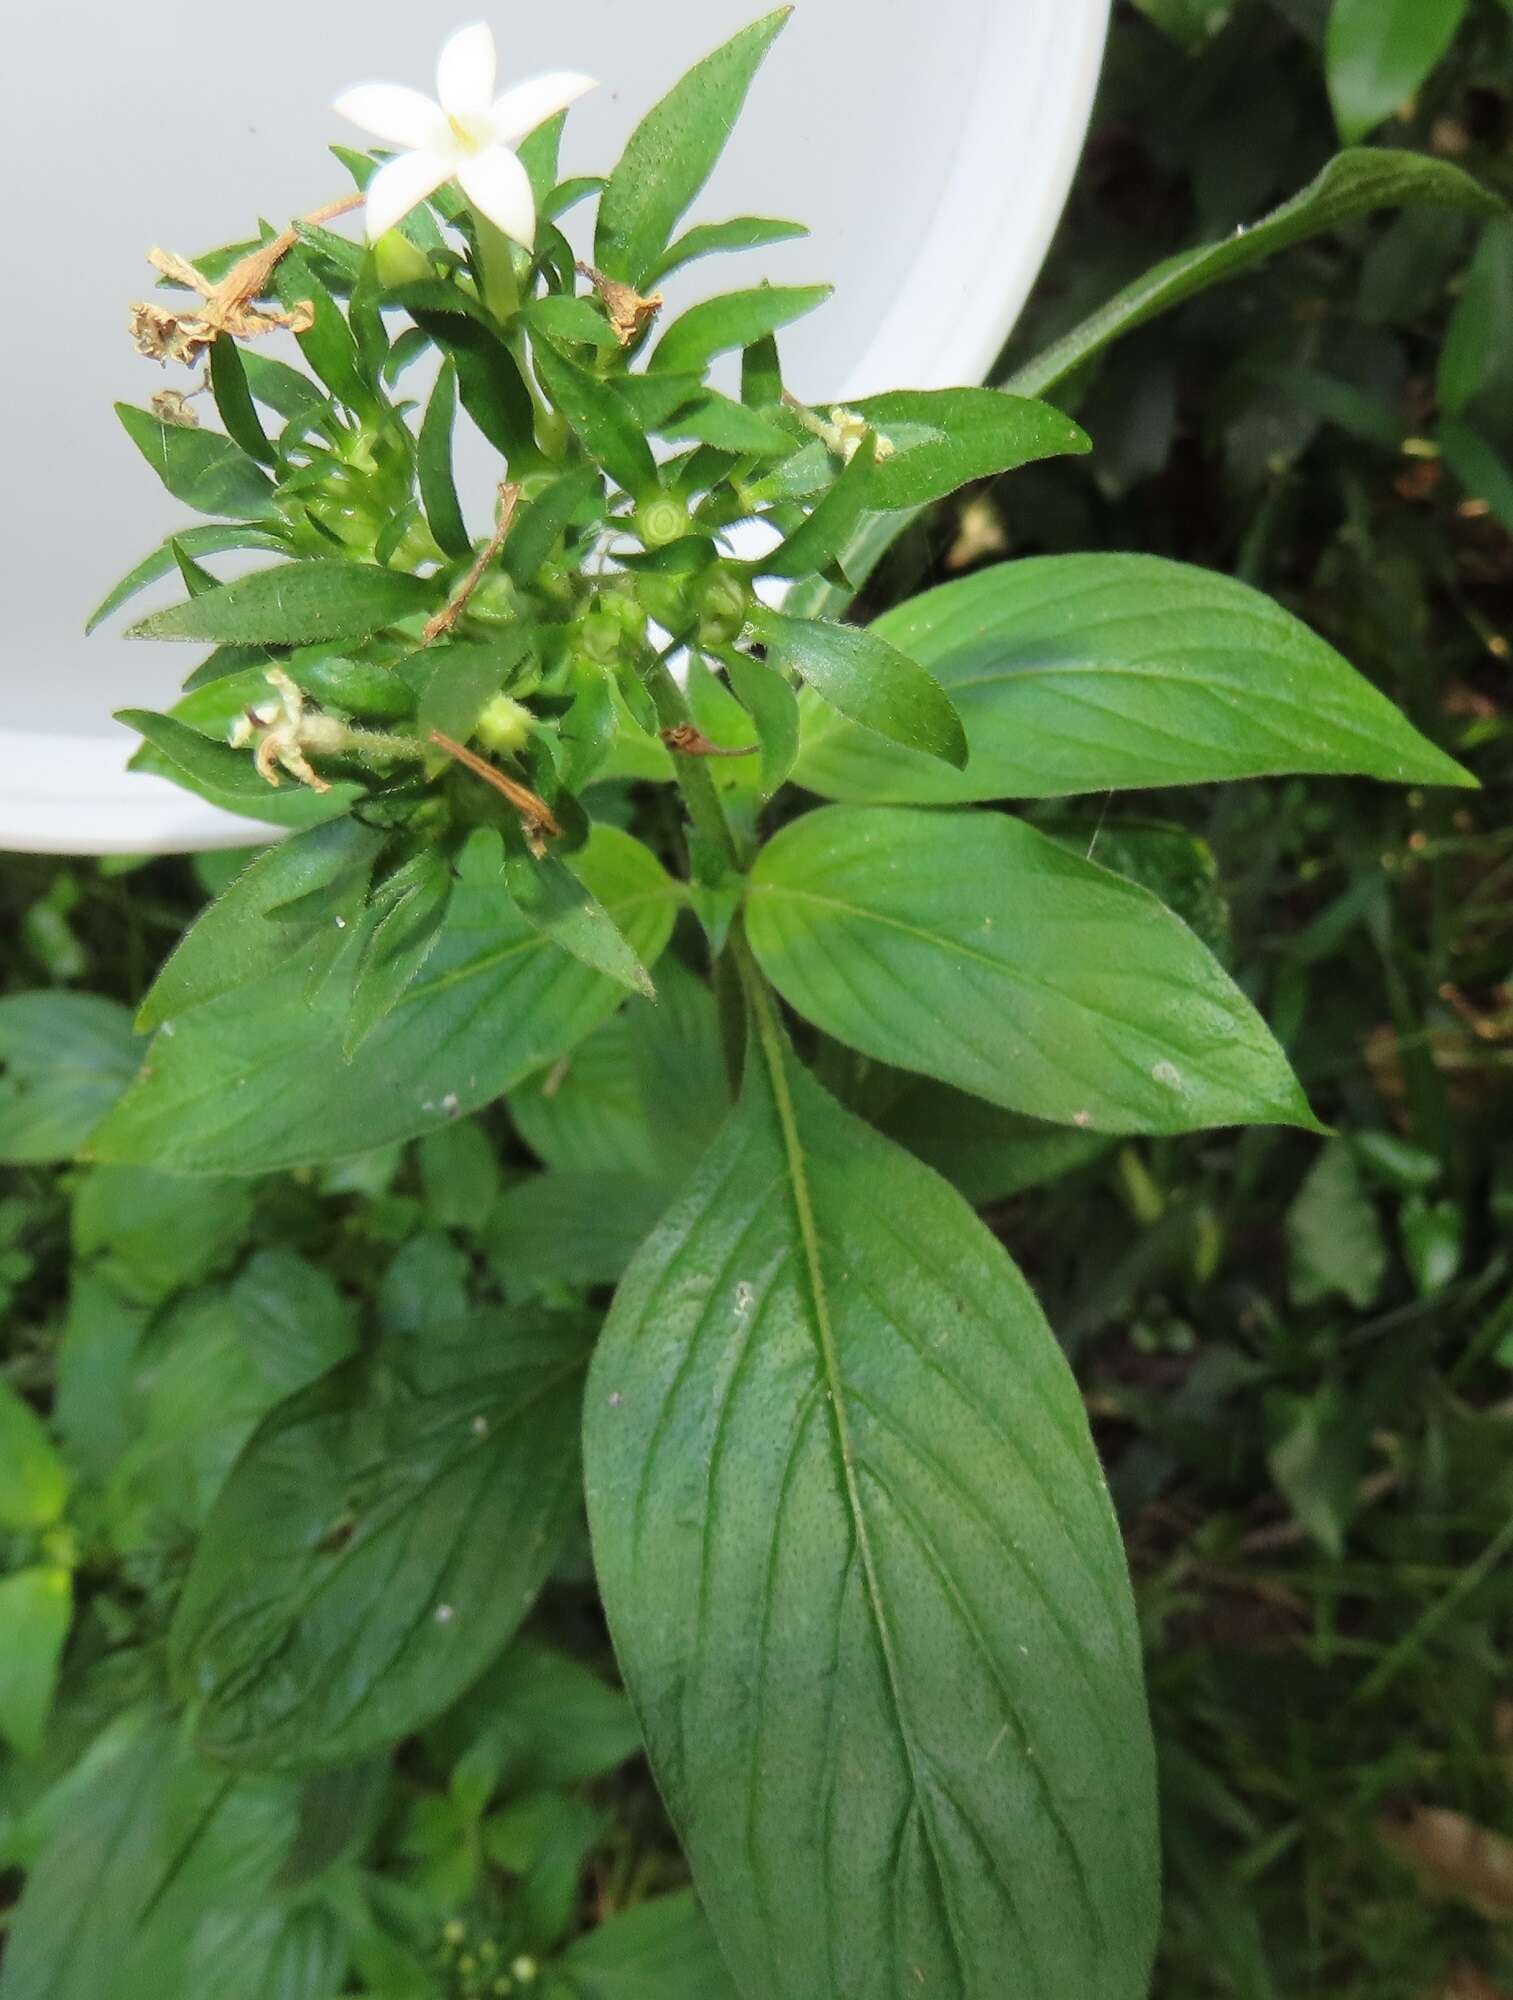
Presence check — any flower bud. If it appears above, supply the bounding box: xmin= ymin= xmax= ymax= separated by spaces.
xmin=476 ymin=693 xmax=535 ymax=756
xmin=634 ymin=493 xmax=692 ymax=549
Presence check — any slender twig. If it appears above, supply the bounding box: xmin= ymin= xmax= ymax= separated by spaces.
xmin=427 ymin=729 xmax=560 ymax=852
xmin=423 ymin=482 xmax=522 ymax=643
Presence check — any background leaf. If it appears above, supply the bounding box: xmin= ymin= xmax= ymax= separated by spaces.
xmin=171 ymin=1317 xmax=588 ymax=1767
xmin=1325 ymin=0 xmax=1469 ymax=145
xmin=1004 ymin=148 xmax=1501 ymax=400
xmin=0 ymin=994 xmax=142 ymax=1163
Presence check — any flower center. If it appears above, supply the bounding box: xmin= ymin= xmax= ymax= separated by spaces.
xmin=447 ymin=111 xmax=492 ymax=154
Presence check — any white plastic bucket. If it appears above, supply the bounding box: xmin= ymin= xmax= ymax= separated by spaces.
xmin=2 ymin=0 xmax=1110 ymax=855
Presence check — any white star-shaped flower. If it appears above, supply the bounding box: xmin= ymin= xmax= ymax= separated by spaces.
xmin=335 ymin=23 xmax=595 ymax=249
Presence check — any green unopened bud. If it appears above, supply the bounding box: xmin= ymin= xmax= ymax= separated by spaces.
xmin=372 ymin=228 xmax=434 ymax=288
xmin=476 ymin=694 xmax=534 ymax=755
xmin=695 ymin=564 xmax=754 ymax=648
xmin=578 ymin=610 xmax=623 ymax=665
xmin=635 ymin=493 xmax=691 ymax=548
xmin=467 ymin=576 xmax=523 ymax=629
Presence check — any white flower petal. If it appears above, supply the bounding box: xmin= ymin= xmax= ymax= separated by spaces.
xmin=455 ymin=143 xmax=536 ymax=249
xmin=490 ymin=70 xmax=598 ymax=148
xmin=436 ymin=21 xmax=497 ymax=124
xmin=333 ymin=82 xmax=449 ymax=152
xmin=364 ymin=148 xmax=453 ymax=241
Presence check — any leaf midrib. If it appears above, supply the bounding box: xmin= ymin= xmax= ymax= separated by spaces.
xmin=740 ymin=952 xmax=968 ymax=1982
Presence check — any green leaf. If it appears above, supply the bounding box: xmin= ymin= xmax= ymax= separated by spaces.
xmin=90 ymin=828 xmax=679 ymax=1174
xmin=521 ymin=294 xmax=623 ymax=352
xmin=489 ymin=1172 xmax=673 ymax=1288
xmin=851 ymin=388 xmax=1090 ymax=507
xmin=418 ymin=1120 xmax=502 ymax=1236
xmin=751 ymin=609 xmax=967 ymax=769
xmin=594 ymin=10 xmax=792 ymax=286
xmin=276 ymin=243 xmax=370 ymax=409
xmin=723 ymin=649 xmax=799 ymax=797
xmin=115 ymin=403 xmax=278 ymax=518
xmin=208 ymin=338 xmax=276 ymax=466
xmin=0 ymin=1568 xmax=72 ymax=1760
xmin=502 ymin=466 xmax=605 ymax=586
xmin=393 ymin=285 xmax=541 ymax=467
xmin=435 ymin=1636 xmax=640 ymax=1793
xmin=73 ymin=1163 xmax=255 ymax=1305
xmin=170 ymin=1319 xmax=588 ymax=1767
xmin=118 ymin=709 xmax=363 ymax=829
xmin=0 ymin=1379 xmax=71 ymax=1528
xmin=0 ymin=993 xmax=141 ymax=1163
xmin=417 ymin=359 xmax=472 ymax=558
xmin=1265 ymin=1386 xmax=1366 ymax=1559
xmin=1325 ymin=0 xmax=1468 ymax=144
xmin=558 ymin=1892 xmax=737 ymax=2000
xmin=86 ymin=525 xmax=290 ymax=633
xmin=0 ymin=1711 xmax=311 ymax=2000
xmin=126 ymin=559 xmax=432 ymax=645
xmin=135 ymin=819 xmax=385 ymax=1031
xmin=792 ymin=555 xmax=1474 ymax=803
xmin=241 ymin=350 xmax=329 ymax=422
xmin=657 ymin=391 xmax=793 ymax=456
xmin=503 ymin=846 xmax=657 ymax=998
xmin=409 ymin=633 xmax=529 ymax=744
xmin=649 ymin=284 xmax=830 ymax=375
xmin=584 ymin=1010 xmax=1158 ymax=2000
xmin=1006 ymin=149 xmax=1503 ymax=400
xmin=644 ymin=215 xmax=808 ymax=288
xmin=755 ymin=430 xmax=878 ymax=578
xmin=230 ymin=1249 xmax=358 ymax=1398
xmin=532 ymin=339 xmax=659 ymax=501
xmin=880 ymin=1082 xmax=1109 ymax=1204
xmin=1440 ymin=222 xmax=1513 ymax=417
xmin=345 ymin=850 xmax=454 ymax=1053
xmin=747 ymin=805 xmax=1317 ymax=1135
xmin=1286 ymin=1142 xmax=1386 ymax=1308
xmin=508 ymin=958 xmax=727 ymax=1183
xmin=1440 ymin=416 xmax=1513 ymax=533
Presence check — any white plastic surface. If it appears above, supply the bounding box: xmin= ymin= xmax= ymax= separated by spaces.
xmin=1 ymin=0 xmax=1109 ymax=854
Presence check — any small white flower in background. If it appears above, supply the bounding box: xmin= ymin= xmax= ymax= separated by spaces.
xmin=335 ymin=22 xmax=595 ymax=249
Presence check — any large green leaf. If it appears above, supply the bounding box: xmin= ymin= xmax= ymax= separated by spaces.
xmin=792 ymin=555 xmax=1473 ymax=803
xmin=584 ymin=1005 xmax=1158 ymax=1999
xmin=1325 ymin=0 xmax=1468 ymax=145
xmin=746 ymin=806 xmax=1316 ymax=1135
xmin=115 ymin=404 xmax=278 ymax=519
xmin=88 ymin=827 xmax=680 ymax=1174
xmin=594 ymin=11 xmax=791 ymax=287
xmin=170 ymin=1316 xmax=588 ymax=1767
xmin=1004 ymin=148 xmax=1501 ymax=400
